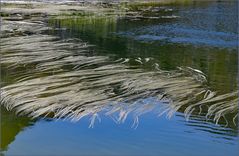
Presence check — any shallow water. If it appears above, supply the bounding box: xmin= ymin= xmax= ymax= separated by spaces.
xmin=1 ymin=1 xmax=238 ymax=156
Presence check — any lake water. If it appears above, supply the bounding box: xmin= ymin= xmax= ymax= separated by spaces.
xmin=1 ymin=1 xmax=238 ymax=156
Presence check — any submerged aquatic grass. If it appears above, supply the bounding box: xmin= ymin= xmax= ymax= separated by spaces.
xmin=0 ymin=2 xmax=238 ymax=128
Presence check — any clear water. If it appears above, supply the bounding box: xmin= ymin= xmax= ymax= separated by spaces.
xmin=2 ymin=109 xmax=239 ymax=156
xmin=1 ymin=1 xmax=238 ymax=156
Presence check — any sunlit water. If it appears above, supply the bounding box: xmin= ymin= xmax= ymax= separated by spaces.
xmin=1 ymin=1 xmax=238 ymax=156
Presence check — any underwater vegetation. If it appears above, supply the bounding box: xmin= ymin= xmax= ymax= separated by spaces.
xmin=0 ymin=0 xmax=238 ymax=130
xmin=0 ymin=22 xmax=237 ymax=129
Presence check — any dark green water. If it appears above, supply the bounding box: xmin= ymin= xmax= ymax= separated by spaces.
xmin=1 ymin=1 xmax=238 ymax=156
xmin=49 ymin=1 xmax=238 ymax=94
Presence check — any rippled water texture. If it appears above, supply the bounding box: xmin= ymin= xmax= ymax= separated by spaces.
xmin=1 ymin=1 xmax=238 ymax=156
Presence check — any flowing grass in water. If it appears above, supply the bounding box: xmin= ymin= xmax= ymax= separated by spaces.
xmin=0 ymin=19 xmax=238 ymax=128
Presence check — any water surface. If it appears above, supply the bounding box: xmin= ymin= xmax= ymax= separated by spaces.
xmin=1 ymin=1 xmax=238 ymax=156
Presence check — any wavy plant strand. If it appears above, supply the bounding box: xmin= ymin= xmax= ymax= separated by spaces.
xmin=0 ymin=15 xmax=238 ymax=128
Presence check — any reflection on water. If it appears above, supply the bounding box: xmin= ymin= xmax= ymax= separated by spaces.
xmin=50 ymin=1 xmax=238 ymax=94
xmin=1 ymin=0 xmax=238 ymax=155
xmin=120 ymin=1 xmax=238 ymax=48
xmin=2 ymin=110 xmax=239 ymax=156
xmin=0 ymin=108 xmax=34 ymax=152
xmin=122 ymin=25 xmax=238 ymax=48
